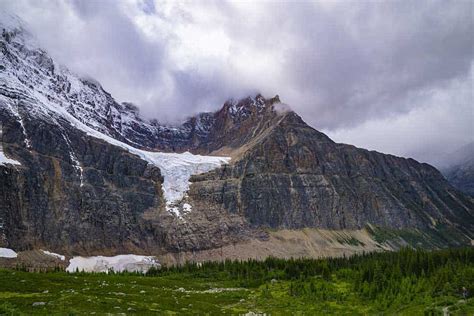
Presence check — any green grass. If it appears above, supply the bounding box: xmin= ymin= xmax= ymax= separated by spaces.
xmin=0 ymin=271 xmax=249 ymax=315
xmin=0 ymin=248 xmax=473 ymax=315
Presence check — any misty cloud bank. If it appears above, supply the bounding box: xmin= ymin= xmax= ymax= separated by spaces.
xmin=1 ymin=0 xmax=472 ymax=164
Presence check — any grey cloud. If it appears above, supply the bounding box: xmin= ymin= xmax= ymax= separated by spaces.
xmin=1 ymin=0 xmax=472 ymax=162
xmin=137 ymin=0 xmax=156 ymax=15
xmin=67 ymin=0 xmax=166 ymax=96
xmin=156 ymin=64 xmax=258 ymax=122
xmin=219 ymin=1 xmax=473 ymax=130
xmin=327 ymin=65 xmax=473 ymax=164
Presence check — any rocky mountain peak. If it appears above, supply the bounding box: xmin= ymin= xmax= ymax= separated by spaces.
xmin=220 ymin=94 xmax=283 ymax=120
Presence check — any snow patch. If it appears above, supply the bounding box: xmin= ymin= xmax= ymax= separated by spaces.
xmin=66 ymin=255 xmax=160 ymax=273
xmin=0 ymin=151 xmax=21 ymax=166
xmin=0 ymin=119 xmax=21 ymax=167
xmin=6 ymin=102 xmax=31 ymax=148
xmin=0 ymin=247 xmax=17 ymax=258
xmin=183 ymin=203 xmax=192 ymax=213
xmin=60 ymin=132 xmax=84 ymax=187
xmin=41 ymin=250 xmax=65 ymax=261
xmin=147 ymin=151 xmax=229 ymax=218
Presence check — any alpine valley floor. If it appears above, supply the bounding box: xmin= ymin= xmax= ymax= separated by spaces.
xmin=0 ymin=248 xmax=473 ymax=315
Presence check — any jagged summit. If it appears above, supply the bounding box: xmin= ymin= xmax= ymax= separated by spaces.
xmin=222 ymin=94 xmax=279 ymax=113
xmin=0 ymin=15 xmax=288 ymax=154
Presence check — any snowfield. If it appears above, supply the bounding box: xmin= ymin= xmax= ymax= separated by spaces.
xmin=1 ymin=84 xmax=229 ymax=219
xmin=1 ymin=77 xmax=229 ymax=219
xmin=66 ymin=255 xmax=160 ymax=273
xmin=41 ymin=250 xmax=66 ymax=261
xmin=2 ymin=83 xmax=230 ymax=218
xmin=0 ymin=151 xmax=21 ymax=166
xmin=48 ymin=102 xmax=231 ymax=218
xmin=0 ymin=248 xmax=18 ymax=258
xmin=147 ymin=151 xmax=230 ymax=218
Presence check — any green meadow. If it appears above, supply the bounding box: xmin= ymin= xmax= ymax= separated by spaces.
xmin=1 ymin=248 xmax=473 ymax=315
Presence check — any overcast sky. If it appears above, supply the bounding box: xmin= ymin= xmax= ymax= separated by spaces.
xmin=2 ymin=0 xmax=473 ymax=165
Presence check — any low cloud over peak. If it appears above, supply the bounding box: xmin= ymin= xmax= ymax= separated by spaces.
xmin=1 ymin=0 xmax=472 ymax=164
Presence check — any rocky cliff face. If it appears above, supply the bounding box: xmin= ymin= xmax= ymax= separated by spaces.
xmin=0 ymin=105 xmax=164 ymax=254
xmin=0 ymin=102 xmax=254 ymax=255
xmin=0 ymin=16 xmax=472 ymax=259
xmin=188 ymin=108 xmax=473 ymax=243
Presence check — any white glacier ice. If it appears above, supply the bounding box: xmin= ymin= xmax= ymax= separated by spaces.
xmin=66 ymin=255 xmax=160 ymax=273
xmin=0 ymin=247 xmax=18 ymax=258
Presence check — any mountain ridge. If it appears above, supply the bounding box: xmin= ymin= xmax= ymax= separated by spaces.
xmin=0 ymin=16 xmax=473 ymax=263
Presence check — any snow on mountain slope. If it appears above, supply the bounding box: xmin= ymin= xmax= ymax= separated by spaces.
xmin=41 ymin=250 xmax=66 ymax=261
xmin=67 ymin=255 xmax=160 ymax=273
xmin=1 ymin=64 xmax=230 ymax=218
xmin=24 ymin=88 xmax=230 ymax=217
xmin=0 ymin=14 xmax=230 ymax=218
xmin=0 ymin=247 xmax=17 ymax=258
xmin=0 ymin=14 xmax=179 ymax=149
xmin=0 ymin=150 xmax=20 ymax=166
xmin=1 ymin=13 xmax=273 ymax=153
xmin=0 ymin=121 xmax=20 ymax=166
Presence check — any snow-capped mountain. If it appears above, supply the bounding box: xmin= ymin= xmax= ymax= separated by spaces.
xmin=0 ymin=15 xmax=473 ymax=264
xmin=0 ymin=15 xmax=234 ymax=221
xmin=1 ymin=13 xmax=286 ymax=156
xmin=0 ymin=14 xmax=205 ymax=151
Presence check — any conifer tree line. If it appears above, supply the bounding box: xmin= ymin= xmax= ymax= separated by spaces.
xmin=147 ymin=247 xmax=473 ymax=309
